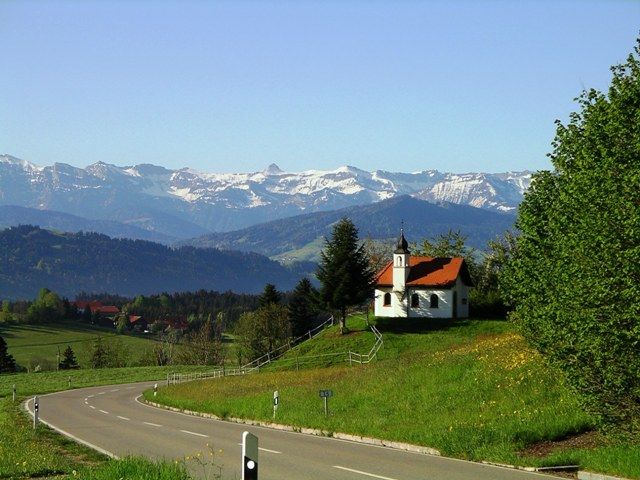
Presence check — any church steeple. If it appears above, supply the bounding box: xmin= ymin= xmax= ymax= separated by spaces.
xmin=395 ymin=228 xmax=409 ymax=254
xmin=393 ymin=226 xmax=410 ymax=292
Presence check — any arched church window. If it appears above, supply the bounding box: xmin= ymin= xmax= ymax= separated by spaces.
xmin=411 ymin=293 xmax=419 ymax=308
xmin=430 ymin=294 xmax=439 ymax=308
xmin=383 ymin=293 xmax=391 ymax=306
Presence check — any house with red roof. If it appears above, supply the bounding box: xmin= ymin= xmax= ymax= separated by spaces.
xmin=374 ymin=230 xmax=472 ymax=319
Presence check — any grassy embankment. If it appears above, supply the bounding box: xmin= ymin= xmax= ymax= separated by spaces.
xmin=0 ymin=394 xmax=191 ymax=479
xmin=148 ymin=315 xmax=640 ymax=479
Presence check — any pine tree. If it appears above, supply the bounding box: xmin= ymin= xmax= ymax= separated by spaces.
xmin=289 ymin=278 xmax=319 ymax=337
xmin=259 ymin=283 xmax=281 ymax=308
xmin=90 ymin=337 xmax=108 ymax=369
xmin=0 ymin=335 xmax=17 ymax=373
xmin=316 ymin=218 xmax=375 ymax=333
xmin=59 ymin=345 xmax=79 ymax=370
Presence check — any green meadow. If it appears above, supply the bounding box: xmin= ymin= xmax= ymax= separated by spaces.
xmin=149 ymin=315 xmax=640 ymax=479
xmin=0 ymin=321 xmax=162 ymax=370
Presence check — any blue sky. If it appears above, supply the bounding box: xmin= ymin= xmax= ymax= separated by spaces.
xmin=1 ymin=1 xmax=638 ymax=174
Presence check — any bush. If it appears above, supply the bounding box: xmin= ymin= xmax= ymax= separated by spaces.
xmin=503 ymin=42 xmax=640 ymax=431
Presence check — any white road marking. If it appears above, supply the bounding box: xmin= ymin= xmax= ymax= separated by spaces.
xmin=333 ymin=466 xmax=399 ymax=480
xmin=180 ymin=429 xmax=209 ymax=438
xmin=236 ymin=443 xmax=281 ymax=454
xmin=87 ymin=395 xmax=94 ymax=398
xmin=84 ymin=397 xmax=88 ymax=401
xmin=125 ymin=387 xmax=135 ymax=390
xmin=144 ymin=422 xmax=162 ymax=427
xmin=97 ymin=392 xmax=106 ymax=395
xmin=89 ymin=406 xmax=96 ymax=409
xmin=99 ymin=410 xmax=109 ymax=414
xmin=117 ymin=416 xmax=130 ymax=421
xmin=84 ymin=401 xmax=88 ymax=405
xmin=259 ymin=447 xmax=282 ymax=454
xmin=110 ymin=389 xmax=120 ymax=392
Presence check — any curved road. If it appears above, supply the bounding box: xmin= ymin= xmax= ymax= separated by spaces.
xmin=25 ymin=381 xmax=557 ymax=480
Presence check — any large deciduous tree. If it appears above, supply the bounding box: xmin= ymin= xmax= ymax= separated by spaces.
xmin=503 ymin=42 xmax=640 ymax=430
xmin=234 ymin=303 xmax=291 ymax=363
xmin=316 ymin=218 xmax=375 ymax=333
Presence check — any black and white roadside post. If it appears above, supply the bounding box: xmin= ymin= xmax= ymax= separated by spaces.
xmin=33 ymin=396 xmax=39 ymax=429
xmin=242 ymin=431 xmax=258 ymax=480
xmin=319 ymin=389 xmax=333 ymax=416
xmin=68 ymin=376 xmax=71 ymax=389
xmin=154 ymin=383 xmax=158 ymax=397
xmin=12 ymin=384 xmax=16 ymax=403
xmin=273 ymin=390 xmax=279 ymax=419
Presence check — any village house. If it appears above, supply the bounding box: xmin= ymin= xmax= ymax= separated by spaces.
xmin=374 ymin=230 xmax=472 ymax=319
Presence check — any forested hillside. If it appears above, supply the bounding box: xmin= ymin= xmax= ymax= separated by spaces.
xmin=182 ymin=195 xmax=515 ymax=261
xmin=0 ymin=226 xmax=302 ymax=299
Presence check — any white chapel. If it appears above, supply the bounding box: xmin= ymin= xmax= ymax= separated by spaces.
xmin=373 ymin=230 xmax=472 ymax=319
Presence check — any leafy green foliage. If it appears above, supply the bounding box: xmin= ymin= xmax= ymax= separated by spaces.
xmin=26 ymin=288 xmax=65 ymax=323
xmin=234 ymin=303 xmax=291 ymax=362
xmin=0 ymin=335 xmax=17 ymax=373
xmin=89 ymin=336 xmax=128 ymax=369
xmin=122 ymin=290 xmax=259 ymax=328
xmin=317 ymin=218 xmax=375 ymax=332
xmin=503 ymin=42 xmax=640 ymax=431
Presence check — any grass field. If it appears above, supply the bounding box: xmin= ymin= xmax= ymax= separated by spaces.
xmin=148 ymin=315 xmax=640 ymax=479
xmin=0 ymin=321 xmax=163 ymax=370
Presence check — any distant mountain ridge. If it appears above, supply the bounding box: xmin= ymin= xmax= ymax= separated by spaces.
xmin=0 ymin=205 xmax=176 ymax=244
xmin=0 ymin=225 xmax=303 ymax=300
xmin=0 ymin=154 xmax=530 ymax=239
xmin=182 ymin=196 xmax=515 ymax=262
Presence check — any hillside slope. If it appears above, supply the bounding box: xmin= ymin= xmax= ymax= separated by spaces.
xmin=0 ymin=205 xmax=177 ymax=244
xmin=0 ymin=226 xmax=302 ymax=299
xmin=181 ymin=196 xmax=515 ymax=261
xmin=151 ymin=316 xmax=640 ymax=479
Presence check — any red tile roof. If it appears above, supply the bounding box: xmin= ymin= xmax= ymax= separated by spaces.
xmin=375 ymin=256 xmax=472 ymax=288
xmin=93 ymin=305 xmax=120 ymax=315
xmin=129 ymin=315 xmax=143 ymax=324
xmin=74 ymin=300 xmax=103 ymax=310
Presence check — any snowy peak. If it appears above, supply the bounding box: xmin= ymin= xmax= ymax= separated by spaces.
xmin=0 ymin=154 xmax=529 ymax=236
xmin=263 ymin=163 xmax=284 ymax=175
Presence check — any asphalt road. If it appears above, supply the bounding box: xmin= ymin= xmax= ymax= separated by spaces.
xmin=25 ymin=381 xmax=558 ymax=480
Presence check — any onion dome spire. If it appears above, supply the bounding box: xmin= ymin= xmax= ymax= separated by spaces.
xmin=395 ymin=225 xmax=409 ymax=254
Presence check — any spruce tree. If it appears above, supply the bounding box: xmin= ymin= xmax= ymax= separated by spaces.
xmin=317 ymin=218 xmax=375 ymax=333
xmin=90 ymin=337 xmax=108 ymax=369
xmin=289 ymin=278 xmax=319 ymax=337
xmin=59 ymin=345 xmax=79 ymax=370
xmin=0 ymin=335 xmax=17 ymax=373
xmin=259 ymin=283 xmax=281 ymax=307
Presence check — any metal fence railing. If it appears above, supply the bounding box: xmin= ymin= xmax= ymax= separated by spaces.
xmin=347 ymin=324 xmax=383 ymax=365
xmin=167 ymin=315 xmax=384 ymax=385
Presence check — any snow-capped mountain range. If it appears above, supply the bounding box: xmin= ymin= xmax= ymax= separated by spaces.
xmin=0 ymin=154 xmax=530 ymax=239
